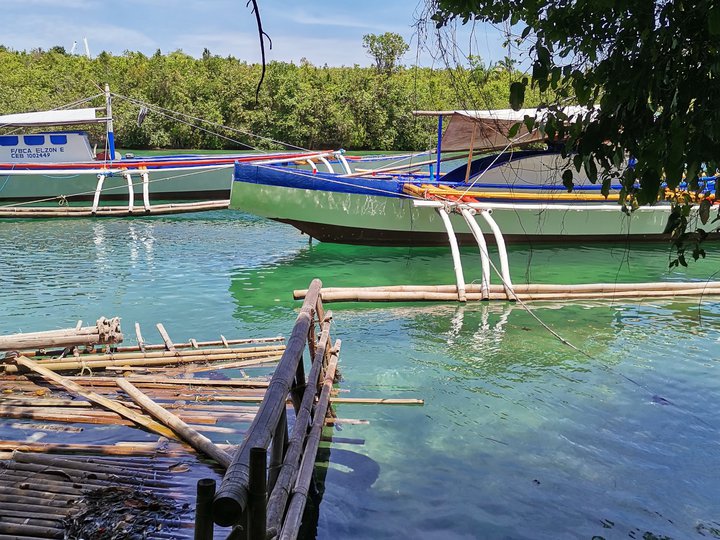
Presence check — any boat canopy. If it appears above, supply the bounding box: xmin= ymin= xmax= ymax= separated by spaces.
xmin=413 ymin=107 xmax=590 ymax=152
xmin=0 ymin=107 xmax=106 ymax=127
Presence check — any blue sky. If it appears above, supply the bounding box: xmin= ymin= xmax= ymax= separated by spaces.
xmin=0 ymin=0 xmax=510 ymax=67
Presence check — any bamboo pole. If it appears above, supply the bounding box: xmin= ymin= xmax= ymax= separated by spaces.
xmin=36 ymin=344 xmax=284 ymax=362
xmin=115 ymin=336 xmax=284 ymax=353
xmin=26 ymin=335 xmax=283 ymax=358
xmin=0 ymin=486 xmax=75 ymax=502
xmin=156 ymin=323 xmax=176 ymax=351
xmin=194 ymin=479 xmax=216 ymax=540
xmin=248 ymin=447 xmax=267 ymax=540
xmin=329 ymin=397 xmax=424 ymax=405
xmin=0 ymin=502 xmax=70 ymax=518
xmin=279 ymin=340 xmax=341 ymax=540
xmin=117 ymin=378 xmax=232 ymax=468
xmin=294 ymin=286 xmax=720 ymax=303
xmin=0 ymin=510 xmax=65 ymax=522
xmin=69 ymin=375 xmax=271 ymax=388
xmin=0 ymin=200 xmax=230 ymax=218
xmin=3 ymin=480 xmax=82 ymax=497
xmin=12 ymin=451 xmax=175 ymax=480
xmin=0 ymin=317 xmax=122 ymax=351
xmin=0 ymin=404 xmax=222 ymax=425
xmin=213 ymin=279 xmax=323 ymax=527
xmin=183 ymin=357 xmax=280 ymax=373
xmin=295 ymin=281 xmax=720 ymax=297
xmin=266 ymin=316 xmax=332 ymax=537
xmin=0 ymin=521 xmax=62 ymax=538
xmin=2 ymin=347 xmax=283 ymax=374
xmin=9 ymin=356 xmax=177 ymax=439
xmin=8 ymin=456 xmax=184 ymax=489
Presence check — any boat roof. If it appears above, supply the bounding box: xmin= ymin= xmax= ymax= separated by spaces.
xmin=0 ymin=107 xmax=107 ymax=127
xmin=413 ymin=107 xmax=590 ymax=152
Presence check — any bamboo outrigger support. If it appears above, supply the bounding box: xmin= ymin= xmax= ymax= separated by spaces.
xmin=293 ymin=281 xmax=720 ymax=303
xmin=0 ymin=199 xmax=230 ymax=218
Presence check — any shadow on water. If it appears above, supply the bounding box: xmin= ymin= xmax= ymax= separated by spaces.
xmin=229 ymin=237 xmax=720 ymax=320
xmin=299 ymin=445 xmax=381 ymax=540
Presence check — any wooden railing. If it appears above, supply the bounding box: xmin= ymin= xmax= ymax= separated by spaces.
xmin=195 ymin=278 xmax=340 ymax=540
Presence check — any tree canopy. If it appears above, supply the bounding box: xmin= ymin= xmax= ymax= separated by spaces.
xmin=428 ymin=0 xmax=720 ymax=262
xmin=0 ymin=45 xmax=539 ymax=152
xmin=362 ymin=33 xmax=409 ymax=74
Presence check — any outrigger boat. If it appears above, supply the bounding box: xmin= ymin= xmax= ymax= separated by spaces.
xmin=229 ymin=108 xmax=714 ymax=246
xmin=0 ymin=85 xmax=314 ymax=216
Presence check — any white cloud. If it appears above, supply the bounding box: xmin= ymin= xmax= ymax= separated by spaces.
xmin=0 ymin=0 xmax=97 ymax=6
xmin=2 ymin=15 xmax=157 ymax=54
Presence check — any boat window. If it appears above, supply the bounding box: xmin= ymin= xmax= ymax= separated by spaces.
xmin=24 ymin=135 xmax=45 ymax=145
xmin=0 ymin=135 xmax=18 ymax=146
xmin=50 ymin=135 xmax=67 ymax=145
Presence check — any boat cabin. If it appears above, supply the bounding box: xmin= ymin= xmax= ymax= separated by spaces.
xmin=0 ymin=97 xmax=114 ymax=164
xmin=0 ymin=131 xmax=96 ymax=163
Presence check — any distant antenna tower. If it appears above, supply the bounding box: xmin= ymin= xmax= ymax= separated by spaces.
xmin=70 ymin=40 xmax=77 ymax=55
xmin=83 ymin=37 xmax=91 ymax=59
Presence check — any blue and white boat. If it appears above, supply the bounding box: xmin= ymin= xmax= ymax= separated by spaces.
xmin=230 ymin=109 xmax=709 ymax=245
xmin=0 ymin=85 xmax=314 ymax=215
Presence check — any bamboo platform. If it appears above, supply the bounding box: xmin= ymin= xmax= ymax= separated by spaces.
xmin=293 ymin=281 xmax=720 ymax=303
xmin=0 ymin=280 xmax=421 ymax=539
xmin=0 ymin=199 xmax=230 ymax=218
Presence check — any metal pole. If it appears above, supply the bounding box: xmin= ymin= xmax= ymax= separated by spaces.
xmin=104 ymin=83 xmax=116 ymax=161
xmin=435 ymin=115 xmax=443 ymax=182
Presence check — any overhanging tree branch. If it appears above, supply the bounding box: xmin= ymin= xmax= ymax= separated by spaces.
xmin=247 ymin=0 xmax=272 ymax=102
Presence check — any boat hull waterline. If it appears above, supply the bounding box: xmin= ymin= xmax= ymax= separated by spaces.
xmin=230 ymin=164 xmax=685 ymax=246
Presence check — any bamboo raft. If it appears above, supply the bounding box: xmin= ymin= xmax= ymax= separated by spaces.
xmin=0 ymin=280 xmax=421 ymax=539
xmin=293 ymin=281 xmax=720 ymax=303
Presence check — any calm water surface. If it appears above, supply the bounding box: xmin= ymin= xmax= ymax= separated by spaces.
xmin=1 ymin=211 xmax=719 ymax=539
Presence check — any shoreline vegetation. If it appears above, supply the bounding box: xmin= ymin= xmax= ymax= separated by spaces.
xmin=0 ymin=43 xmax=546 ymax=153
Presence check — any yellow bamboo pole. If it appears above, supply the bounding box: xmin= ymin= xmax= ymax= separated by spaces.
xmin=10 ymin=356 xmax=176 ymax=439
xmin=116 ymin=379 xmax=232 ymax=468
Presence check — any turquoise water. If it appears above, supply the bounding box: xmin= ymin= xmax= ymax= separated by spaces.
xmin=2 ymin=211 xmax=720 ymax=539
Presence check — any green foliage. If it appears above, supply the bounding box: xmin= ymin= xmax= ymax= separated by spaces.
xmin=430 ymin=0 xmax=720 ymax=263
xmin=362 ymin=32 xmax=409 ymax=74
xmin=0 ymin=45 xmax=537 ymax=153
